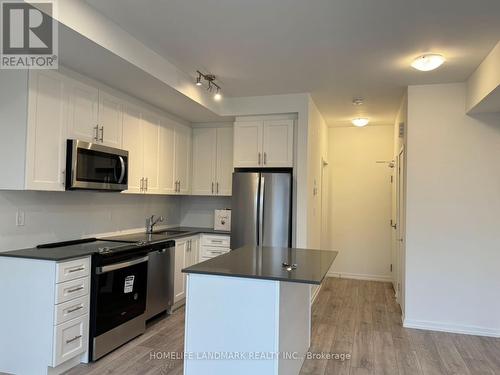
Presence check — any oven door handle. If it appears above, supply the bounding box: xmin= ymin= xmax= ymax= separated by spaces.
xmin=96 ymin=255 xmax=149 ymax=274
xmin=117 ymin=156 xmax=126 ymax=184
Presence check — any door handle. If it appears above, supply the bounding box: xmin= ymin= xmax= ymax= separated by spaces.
xmin=258 ymin=152 xmax=261 ymax=165
xmin=264 ymin=152 xmax=267 ymax=165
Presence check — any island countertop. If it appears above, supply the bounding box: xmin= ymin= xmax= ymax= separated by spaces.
xmin=182 ymin=246 xmax=338 ymax=285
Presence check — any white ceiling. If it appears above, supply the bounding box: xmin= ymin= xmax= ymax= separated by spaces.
xmin=85 ymin=0 xmax=500 ymax=126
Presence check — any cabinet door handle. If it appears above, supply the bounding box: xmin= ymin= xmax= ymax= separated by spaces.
xmin=93 ymin=125 xmax=99 ymax=142
xmin=67 ymin=286 xmax=84 ymax=294
xmin=216 ymin=182 xmax=219 ymax=194
xmin=66 ymin=305 xmax=84 ymax=314
xmin=211 ymin=182 xmax=214 ymax=194
xmin=99 ymin=126 xmax=104 ymax=142
xmin=66 ymin=335 xmax=82 ymax=344
xmin=145 ymin=177 xmax=148 ymax=192
xmin=264 ymin=152 xmax=267 ymax=165
xmin=177 ymin=180 xmax=181 ymax=192
xmin=68 ymin=267 xmax=85 ymax=273
xmin=140 ymin=178 xmax=144 ymax=192
xmin=258 ymin=152 xmax=261 ymax=165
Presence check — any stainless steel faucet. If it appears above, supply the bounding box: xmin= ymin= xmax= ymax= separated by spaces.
xmin=146 ymin=215 xmax=165 ymax=234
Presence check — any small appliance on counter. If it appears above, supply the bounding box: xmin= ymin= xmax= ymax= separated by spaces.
xmin=214 ymin=209 xmax=231 ymax=231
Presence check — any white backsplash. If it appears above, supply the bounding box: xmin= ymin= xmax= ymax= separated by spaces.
xmin=0 ymin=190 xmax=181 ymax=252
xmin=180 ymin=195 xmax=232 ymax=229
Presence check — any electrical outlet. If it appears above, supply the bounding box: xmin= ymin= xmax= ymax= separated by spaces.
xmin=16 ymin=210 xmax=25 ymax=226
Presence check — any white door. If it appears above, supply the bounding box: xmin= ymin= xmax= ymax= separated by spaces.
xmin=233 ymin=121 xmax=263 ymax=167
xmin=159 ymin=119 xmax=177 ymax=194
xmin=98 ymin=90 xmax=123 ymax=148
xmin=174 ymin=239 xmax=188 ymax=303
xmin=175 ymin=125 xmax=191 ymax=194
xmin=216 ymin=127 xmax=234 ymax=196
xmin=66 ymin=77 xmax=99 ymax=143
xmin=25 ymin=71 xmax=67 ymax=191
xmin=122 ymin=104 xmax=143 ymax=194
xmin=262 ymin=120 xmax=294 ymax=167
xmin=191 ymin=128 xmax=217 ymax=195
xmin=141 ymin=112 xmax=161 ymax=194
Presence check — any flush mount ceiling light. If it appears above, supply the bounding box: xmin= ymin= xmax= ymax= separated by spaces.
xmin=195 ymin=70 xmax=222 ymax=100
xmin=352 ymin=118 xmax=369 ymax=127
xmin=411 ymin=53 xmax=446 ymax=71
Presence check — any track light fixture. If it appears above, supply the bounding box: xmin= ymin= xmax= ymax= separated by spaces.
xmin=195 ymin=70 xmax=222 ymax=100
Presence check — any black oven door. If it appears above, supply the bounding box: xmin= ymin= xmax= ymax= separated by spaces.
xmin=94 ymin=255 xmax=148 ymax=336
xmin=66 ymin=139 xmax=128 ymax=191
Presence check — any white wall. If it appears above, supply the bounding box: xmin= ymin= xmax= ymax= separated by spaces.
xmin=180 ymin=196 xmax=232 ymax=228
xmin=405 ymin=83 xmax=500 ymax=336
xmin=327 ymin=125 xmax=394 ymax=281
xmin=0 ymin=191 xmax=180 ymax=252
xmin=306 ymin=97 xmax=329 ymax=249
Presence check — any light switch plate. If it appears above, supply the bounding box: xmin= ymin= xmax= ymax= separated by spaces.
xmin=16 ymin=210 xmax=25 ymax=226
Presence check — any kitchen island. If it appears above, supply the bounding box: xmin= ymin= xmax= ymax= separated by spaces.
xmin=182 ymin=246 xmax=337 ymax=375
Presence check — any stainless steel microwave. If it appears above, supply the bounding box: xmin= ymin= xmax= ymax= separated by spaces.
xmin=66 ymin=140 xmax=129 ymax=191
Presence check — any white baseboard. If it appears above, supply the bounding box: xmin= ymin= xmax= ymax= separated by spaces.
xmin=403 ymin=318 xmax=500 ymax=338
xmin=327 ymin=272 xmax=392 ymax=283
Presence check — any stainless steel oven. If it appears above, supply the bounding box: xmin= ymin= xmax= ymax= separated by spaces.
xmin=66 ymin=140 xmax=128 ymax=191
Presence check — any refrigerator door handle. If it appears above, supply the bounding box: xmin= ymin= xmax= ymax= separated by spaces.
xmin=258 ymin=175 xmax=265 ymax=246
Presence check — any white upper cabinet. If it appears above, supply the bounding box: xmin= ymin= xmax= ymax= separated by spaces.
xmin=233 ymin=121 xmax=263 ymax=167
xmin=192 ymin=126 xmax=233 ymax=196
xmin=66 ymin=77 xmax=99 ymax=143
xmin=216 ymin=127 xmax=234 ymax=196
xmin=159 ymin=120 xmax=177 ymax=194
xmin=192 ymin=128 xmax=217 ymax=195
xmin=66 ymin=78 xmax=123 ymax=148
xmin=174 ymin=125 xmax=192 ymax=194
xmin=122 ymin=104 xmax=143 ymax=194
xmin=98 ymin=90 xmax=123 ymax=148
xmin=233 ymin=119 xmax=294 ymax=168
xmin=262 ymin=120 xmax=294 ymax=167
xmin=25 ymin=71 xmax=67 ymax=191
xmin=141 ymin=111 xmax=161 ymax=194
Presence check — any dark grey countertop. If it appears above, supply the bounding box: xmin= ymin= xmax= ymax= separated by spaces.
xmin=0 ymin=227 xmax=230 ymax=261
xmin=183 ymin=246 xmax=338 ymax=285
xmin=100 ymin=227 xmax=230 ymax=244
xmin=0 ymin=240 xmax=131 ymax=261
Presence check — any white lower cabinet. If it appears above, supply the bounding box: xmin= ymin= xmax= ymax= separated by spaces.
xmin=173 ymin=236 xmax=199 ymax=306
xmin=199 ymin=234 xmax=231 ymax=261
xmin=0 ymin=255 xmax=91 ymax=375
xmin=52 ymin=314 xmax=89 ymax=367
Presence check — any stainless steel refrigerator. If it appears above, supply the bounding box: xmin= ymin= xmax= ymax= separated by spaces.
xmin=231 ymin=170 xmax=292 ymax=249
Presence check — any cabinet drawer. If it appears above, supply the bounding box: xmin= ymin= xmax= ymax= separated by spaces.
xmin=200 ymin=234 xmax=230 ymax=247
xmin=54 ymin=295 xmax=89 ymax=325
xmin=55 ymin=277 xmax=89 ymax=304
xmin=56 ymin=257 xmax=90 ymax=283
xmin=53 ymin=315 xmax=88 ymax=367
xmin=200 ymin=246 xmax=230 ymax=259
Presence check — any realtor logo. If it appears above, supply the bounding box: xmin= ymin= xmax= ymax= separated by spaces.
xmin=1 ymin=0 xmax=58 ymax=69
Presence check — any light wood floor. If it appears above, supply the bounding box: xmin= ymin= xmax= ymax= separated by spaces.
xmin=66 ymin=278 xmax=500 ymax=375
